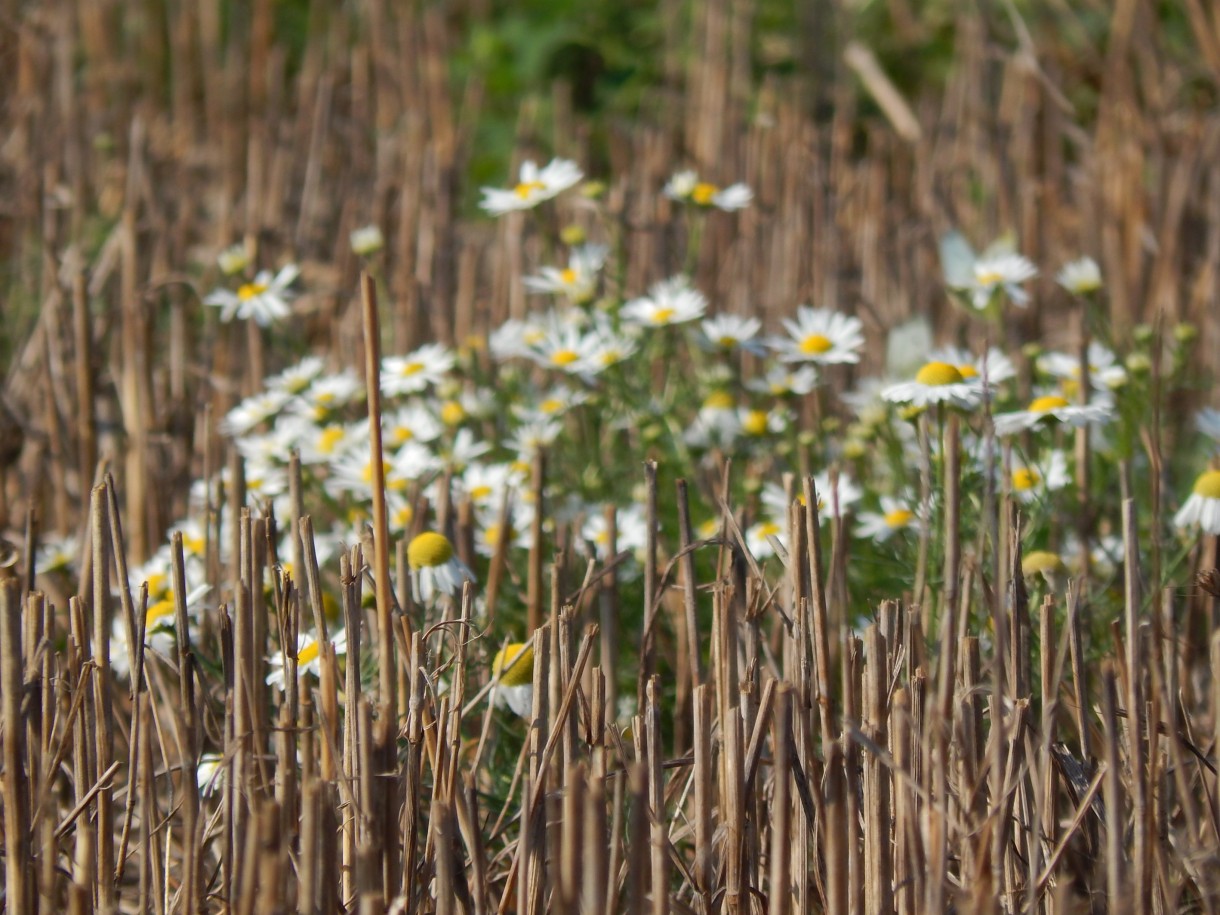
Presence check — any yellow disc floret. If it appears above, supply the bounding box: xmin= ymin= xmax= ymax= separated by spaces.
xmin=1021 ymin=550 xmax=1064 ymax=578
xmin=884 ymin=509 xmax=914 ymax=528
xmin=493 ymin=643 xmax=535 ymax=687
xmin=408 ymin=531 xmax=454 ymax=569
xmin=799 ymin=334 xmax=833 ymax=355
xmin=1029 ymin=395 xmax=1069 ymax=413
xmin=915 ymin=361 xmax=964 ymax=386
xmin=1193 ymin=470 xmax=1220 ymax=499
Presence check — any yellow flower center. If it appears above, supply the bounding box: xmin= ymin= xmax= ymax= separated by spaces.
xmin=1193 ymin=470 xmax=1220 ymax=499
xmin=1012 ymin=468 xmax=1041 ymax=491
xmin=147 ymin=572 xmax=168 ymax=599
xmin=392 ymin=505 xmax=414 ymax=528
xmin=956 ymin=364 xmax=978 ymax=379
xmin=651 ymin=308 xmax=676 ymax=324
xmin=742 ymin=410 xmax=769 ymax=436
xmin=1060 ymin=378 xmax=1080 ymax=400
xmin=515 ymin=180 xmax=547 ymax=198
xmin=237 ymin=281 xmax=268 ymax=301
xmin=756 ymin=521 xmax=781 ymax=538
xmin=297 ymin=639 xmax=321 ymax=666
xmin=884 ymin=509 xmax=914 ymax=528
xmin=691 ymin=182 xmax=718 ymax=205
xmin=799 ymin=334 xmax=833 ymax=355
xmin=560 ymin=267 xmax=578 ymax=285
xmin=440 ymin=401 xmax=465 ymax=425
xmin=539 ymin=397 xmax=564 ymax=413
xmin=551 ymin=349 xmax=580 ymax=367
xmin=146 ymin=599 xmax=175 ymax=626
xmin=915 ymin=362 xmax=965 ymax=386
xmin=318 ymin=426 xmax=346 ymax=455
xmin=468 ymin=485 xmax=492 ymax=502
xmin=718 ymin=335 xmax=739 ymax=347
xmin=1021 ymin=551 xmax=1064 ymax=578
xmin=1029 ymin=395 xmax=1069 ymax=413
xmin=390 ymin=425 xmax=413 ymax=445
xmin=398 ymin=361 xmax=424 ymax=377
xmin=494 ymin=643 xmax=535 ymax=687
xmin=408 ymin=531 xmax=454 ymax=569
xmin=976 ymin=270 xmax=1003 ymax=286
xmin=703 ymin=391 xmax=734 ymax=410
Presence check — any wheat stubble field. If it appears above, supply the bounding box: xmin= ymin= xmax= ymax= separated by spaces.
xmin=3 ymin=1 xmax=1220 ymax=912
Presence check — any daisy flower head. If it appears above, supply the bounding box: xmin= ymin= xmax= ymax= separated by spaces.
xmin=1174 ymin=470 xmax=1220 ymax=535
xmin=382 ymin=343 xmax=455 ymax=397
xmin=701 ymin=313 xmax=764 ymax=354
xmin=217 ymin=244 xmax=250 ymax=276
xmin=350 ymin=224 xmax=385 ymax=256
xmin=1021 ymin=550 xmax=1065 ymax=586
xmin=492 ymin=643 xmax=535 ymax=717
xmin=479 ymin=158 xmax=583 ymax=216
xmin=267 ymin=628 xmax=348 ymax=690
xmin=1009 ymin=450 xmax=1070 ymax=504
xmin=1037 ymin=342 xmax=1127 ymax=396
xmin=761 ymin=474 xmax=862 ymax=525
xmin=745 ymin=518 xmax=786 ymax=559
xmin=197 ymin=753 xmax=225 ymax=797
xmin=855 ymin=496 xmax=920 ymax=543
xmin=512 ymin=386 xmax=588 ymax=424
xmin=927 ymin=346 xmax=1017 ymax=386
xmin=266 ymin=356 xmax=327 ymax=398
xmin=965 ymin=253 xmax=1037 ymax=311
xmin=582 ymin=322 xmax=639 ymax=372
xmin=1056 ymin=257 xmax=1102 ymax=295
xmin=527 ymin=323 xmax=601 ymax=376
xmin=620 ymin=276 xmax=707 ymax=328
xmin=739 ymin=405 xmax=789 ymax=439
xmin=684 ymin=391 xmax=742 ymax=450
xmin=773 ymin=306 xmax=864 ymax=365
xmin=748 ymin=364 xmax=819 ymax=397
xmin=408 ymin=531 xmax=475 ymax=602
xmin=204 ymin=264 xmax=300 ymax=325
xmin=35 ymin=534 xmax=77 ymax=576
xmin=993 ymin=394 xmax=1113 ymax=437
xmin=881 ymin=361 xmax=984 ymax=410
xmin=581 ymin=503 xmax=649 ymax=560
xmin=383 ymin=403 xmax=444 ymax=448
xmin=290 ymin=370 xmax=364 ymax=422
xmin=220 ymin=389 xmax=293 ymax=437
xmin=664 ymin=170 xmax=753 ymax=211
xmin=523 ymin=244 xmax=608 ymax=305
xmin=505 ymin=419 xmax=563 ymax=457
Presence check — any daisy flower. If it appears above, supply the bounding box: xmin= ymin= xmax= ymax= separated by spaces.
xmin=382 ymin=343 xmax=455 ymax=397
xmin=457 ymin=462 xmax=522 ymax=510
xmin=964 ymin=253 xmax=1037 ymax=310
xmin=217 ymin=244 xmax=249 ymax=276
xmin=527 ymin=323 xmax=601 ymax=375
xmin=663 ymin=170 xmax=753 ymax=211
xmin=350 ymin=225 xmax=384 ymax=256
xmin=505 ymin=419 xmax=562 ymax=456
xmin=1174 ymin=470 xmax=1220 ymax=535
xmin=748 ymin=364 xmax=819 ymax=397
xmin=993 ymin=394 xmax=1113 ymax=437
xmin=881 ymin=362 xmax=984 ymax=410
xmin=761 ymin=474 xmax=862 ymax=523
xmin=266 ymin=356 xmax=327 ymax=397
xmin=684 ymin=391 xmax=742 ymax=449
xmin=407 ymin=531 xmax=475 ymax=602
xmin=739 ymin=406 xmax=789 ymax=438
xmin=1037 ymin=342 xmax=1127 ymax=395
xmin=745 ymin=518 xmax=786 ymax=559
xmin=523 ymin=244 xmax=608 ymax=305
xmin=220 ymin=390 xmax=293 ymax=436
xmin=1021 ymin=550 xmax=1065 ymax=585
xmin=204 ymin=264 xmax=300 ymax=325
xmin=1056 ymin=257 xmax=1101 ymax=295
xmin=267 ymin=628 xmax=349 ymax=690
xmin=620 ymin=276 xmax=707 ymax=327
xmin=437 ymin=428 xmax=492 ymax=471
xmin=512 ymin=386 xmax=588 ymax=424
xmin=772 ymin=306 xmax=864 ymax=365
xmin=289 ymin=371 xmax=364 ymax=422
xmin=479 ymin=158 xmax=583 ymax=215
xmin=701 ymin=314 xmax=764 ymax=354
xmin=383 ymin=404 xmax=444 ymax=448
xmin=35 ymin=534 xmax=77 ymax=575
xmin=581 ymin=503 xmax=649 ymax=560
xmin=197 ymin=753 xmax=225 ymax=797
xmin=1009 ymin=450 xmax=1070 ymax=504
xmin=855 ymin=497 xmax=920 ymax=542
xmin=927 ymin=346 xmax=1017 ymax=385
xmin=492 ymin=643 xmax=535 ymax=717
xmin=582 ymin=324 xmax=638 ymax=372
